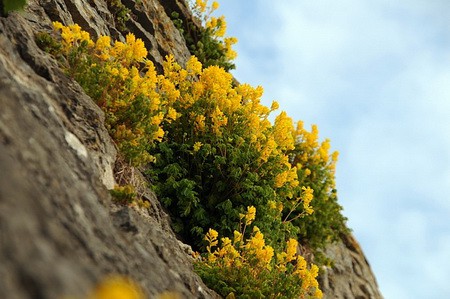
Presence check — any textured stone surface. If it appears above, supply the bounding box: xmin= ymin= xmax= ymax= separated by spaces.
xmin=0 ymin=3 xmax=217 ymax=298
xmin=0 ymin=0 xmax=382 ymax=298
xmin=320 ymin=234 xmax=383 ymax=299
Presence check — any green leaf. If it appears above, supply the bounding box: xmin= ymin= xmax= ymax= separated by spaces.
xmin=2 ymin=0 xmax=27 ymax=14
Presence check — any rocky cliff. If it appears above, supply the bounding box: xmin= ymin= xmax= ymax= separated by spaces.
xmin=0 ymin=0 xmax=382 ymax=298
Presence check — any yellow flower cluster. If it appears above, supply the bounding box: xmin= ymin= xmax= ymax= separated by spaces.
xmin=294 ymin=256 xmax=323 ymax=298
xmin=190 ymin=0 xmax=237 ymax=61
xmin=245 ymin=226 xmax=275 ymax=267
xmin=200 ymin=207 xmax=322 ymax=298
xmin=281 ymin=186 xmax=315 ymax=225
xmin=51 ymin=22 xmax=184 ymax=165
xmin=52 ymin=21 xmax=93 ymax=52
xmin=246 ymin=206 xmax=256 ymax=224
xmin=193 ymin=141 xmax=203 ymax=152
xmin=89 ymin=275 xmax=145 ymax=299
xmin=49 ymin=18 xmax=339 ymax=299
xmin=194 ymin=0 xmax=208 ymax=13
xmin=301 ymin=186 xmax=315 ymax=215
xmin=294 ymin=120 xmax=339 ymax=193
xmin=273 ymin=111 xmax=295 ymax=151
xmin=157 ymin=44 xmax=317 ymax=221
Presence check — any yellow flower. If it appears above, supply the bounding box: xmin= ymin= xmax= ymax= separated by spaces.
xmin=186 ymin=56 xmax=203 ymax=76
xmin=110 ymin=67 xmax=119 ymax=76
xmin=221 ymin=237 xmax=232 ymax=247
xmin=119 ymin=67 xmax=129 ymax=80
xmin=246 ymin=226 xmax=265 ymax=252
xmin=125 ymin=33 xmax=147 ymax=61
xmin=193 ymin=142 xmax=203 ymax=152
xmin=285 ymin=238 xmax=298 ymax=263
xmin=95 ymin=35 xmax=111 ymax=52
xmin=211 ymin=106 xmax=228 ymax=136
xmin=259 ymin=138 xmax=277 ymax=162
xmin=194 ymin=114 xmax=206 ymax=132
xmin=52 ymin=21 xmax=64 ymax=31
xmin=166 ymin=107 xmax=178 ymax=122
xmin=273 ymin=111 xmax=295 ymax=151
xmin=151 ymin=112 xmax=164 ymax=125
xmin=257 ymin=245 xmax=274 ymax=267
xmin=274 ymin=171 xmax=287 ymax=188
xmin=213 ymin=16 xmax=227 ymax=37
xmin=205 ymin=228 xmax=219 ymax=252
xmin=153 ymin=127 xmax=165 ymax=142
xmin=244 ymin=206 xmax=256 ymax=225
xmin=268 ymin=200 xmax=277 ymax=210
xmin=224 ymin=37 xmax=238 ymax=60
xmin=90 ymin=276 xmax=144 ymax=299
xmin=195 ymin=0 xmax=207 ymax=13
xmin=270 ymin=101 xmax=279 ymax=111
xmin=301 ymin=186 xmax=314 ymax=215
xmin=233 ymin=230 xmax=242 ymax=244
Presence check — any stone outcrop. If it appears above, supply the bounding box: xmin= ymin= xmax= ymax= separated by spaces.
xmin=320 ymin=234 xmax=383 ymax=299
xmin=0 ymin=1 xmax=217 ymax=298
xmin=0 ymin=0 xmax=382 ymax=298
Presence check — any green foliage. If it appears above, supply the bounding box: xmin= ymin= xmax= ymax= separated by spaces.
xmin=106 ymin=0 xmax=131 ymax=32
xmin=194 ymin=218 xmax=323 ymax=298
xmin=1 ymin=0 xmax=27 ymax=16
xmin=39 ymin=22 xmax=175 ymax=166
xmin=186 ymin=23 xmax=235 ymax=71
xmin=42 ymin=21 xmax=349 ymax=277
xmin=288 ymin=122 xmax=350 ymax=252
xmin=170 ymin=6 xmax=236 ymax=71
xmin=110 ymin=185 xmax=137 ymax=205
xmin=35 ymin=32 xmax=62 ymax=55
xmin=40 ymin=18 xmax=353 ymax=298
xmin=145 ymin=63 xmax=300 ymax=249
xmin=147 ymin=138 xmax=278 ymax=246
xmin=109 ymin=184 xmax=150 ymax=209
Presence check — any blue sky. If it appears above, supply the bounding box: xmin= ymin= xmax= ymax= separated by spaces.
xmin=216 ymin=1 xmax=450 ymax=298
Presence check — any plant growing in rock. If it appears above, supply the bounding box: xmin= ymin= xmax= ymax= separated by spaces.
xmin=43 ymin=22 xmax=180 ymax=166
xmin=194 ymin=207 xmax=323 ymax=298
xmin=110 ymin=184 xmax=137 ymax=205
xmin=146 ymin=56 xmax=307 ymax=249
xmin=109 ymin=184 xmax=150 ymax=209
xmin=289 ymin=122 xmax=349 ymax=258
xmin=41 ymin=22 xmax=348 ymax=273
xmin=171 ymin=0 xmax=237 ymax=70
xmin=106 ymin=0 xmax=131 ymax=32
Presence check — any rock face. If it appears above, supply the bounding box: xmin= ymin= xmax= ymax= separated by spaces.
xmin=0 ymin=0 xmax=382 ymax=298
xmin=0 ymin=1 xmax=216 ymax=298
xmin=320 ymin=234 xmax=383 ymax=299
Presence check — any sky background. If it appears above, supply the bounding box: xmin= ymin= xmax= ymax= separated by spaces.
xmin=215 ymin=1 xmax=450 ymax=298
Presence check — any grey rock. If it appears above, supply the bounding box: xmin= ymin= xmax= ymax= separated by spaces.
xmin=319 ymin=234 xmax=384 ymax=299
xmin=0 ymin=4 xmax=217 ymax=298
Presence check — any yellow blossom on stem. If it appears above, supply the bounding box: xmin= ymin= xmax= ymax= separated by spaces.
xmin=244 ymin=206 xmax=256 ymax=225
xmin=233 ymin=230 xmax=242 ymax=244
xmin=186 ymin=55 xmax=203 ymax=76
xmin=302 ymin=186 xmax=314 ymax=215
xmin=166 ymin=107 xmax=178 ymax=122
xmin=205 ymin=228 xmax=219 ymax=253
xmin=193 ymin=141 xmax=203 ymax=152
